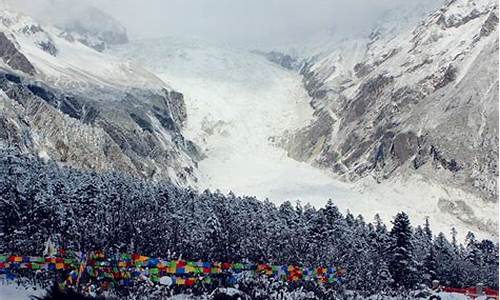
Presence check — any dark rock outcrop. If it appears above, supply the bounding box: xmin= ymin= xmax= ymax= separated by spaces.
xmin=60 ymin=7 xmax=128 ymax=52
xmin=39 ymin=40 xmax=58 ymax=56
xmin=480 ymin=11 xmax=499 ymax=37
xmin=0 ymin=71 xmax=200 ymax=185
xmin=0 ymin=33 xmax=36 ymax=75
xmin=262 ymin=51 xmax=301 ymax=70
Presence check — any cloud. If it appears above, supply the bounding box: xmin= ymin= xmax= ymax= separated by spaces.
xmin=5 ymin=0 xmax=442 ymax=46
xmin=88 ymin=0 xmax=389 ymax=43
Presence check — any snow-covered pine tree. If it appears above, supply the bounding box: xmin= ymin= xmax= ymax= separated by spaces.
xmin=0 ymin=147 xmax=498 ymax=295
xmin=463 ymin=231 xmax=482 ymax=286
xmin=433 ymin=232 xmax=455 ymax=285
xmin=414 ymin=218 xmax=434 ymax=284
xmin=363 ymin=214 xmax=393 ymax=293
xmin=477 ymin=240 xmax=499 ymax=289
xmin=388 ymin=212 xmax=418 ymax=289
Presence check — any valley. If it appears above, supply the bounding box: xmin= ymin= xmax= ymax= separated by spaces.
xmin=112 ymin=37 xmax=497 ymax=240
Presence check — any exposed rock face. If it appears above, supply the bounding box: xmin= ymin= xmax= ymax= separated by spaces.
xmin=0 ymin=71 xmax=200 ymax=185
xmin=480 ymin=11 xmax=499 ymax=37
xmin=0 ymin=32 xmax=35 ymax=75
xmin=258 ymin=51 xmax=302 ymax=70
xmin=0 ymin=8 xmax=200 ymax=186
xmin=3 ymin=1 xmax=128 ymax=52
xmin=283 ymin=0 xmax=498 ymax=208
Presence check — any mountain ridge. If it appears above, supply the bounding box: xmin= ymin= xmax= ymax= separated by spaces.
xmin=277 ymin=0 xmax=498 ymax=234
xmin=0 ymin=6 xmax=201 ymax=186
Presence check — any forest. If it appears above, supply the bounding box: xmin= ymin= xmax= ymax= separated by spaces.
xmin=0 ymin=147 xmax=498 ymax=299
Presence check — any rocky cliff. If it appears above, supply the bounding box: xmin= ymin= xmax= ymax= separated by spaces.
xmin=0 ymin=7 xmax=200 ymax=186
xmin=281 ymin=0 xmax=498 ymax=231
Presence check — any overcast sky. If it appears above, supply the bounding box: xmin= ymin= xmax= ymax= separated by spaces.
xmin=90 ymin=0 xmax=388 ymax=42
xmin=9 ymin=0 xmax=441 ymax=46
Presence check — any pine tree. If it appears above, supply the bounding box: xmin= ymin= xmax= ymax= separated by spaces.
xmin=417 ymin=217 xmax=435 ymax=284
xmin=477 ymin=240 xmax=499 ymax=289
xmin=0 ymin=147 xmax=498 ymax=296
xmin=450 ymin=227 xmax=458 ymax=249
xmin=423 ymin=244 xmax=437 ymax=282
xmin=205 ymin=215 xmax=224 ymax=261
xmin=464 ymin=231 xmax=482 ymax=286
xmin=388 ymin=212 xmax=417 ymax=289
xmin=433 ymin=232 xmax=454 ymax=285
xmin=423 ymin=217 xmax=432 ymax=241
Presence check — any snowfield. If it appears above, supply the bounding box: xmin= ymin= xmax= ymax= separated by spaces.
xmin=112 ymin=37 xmax=496 ymax=241
xmin=0 ymin=282 xmax=479 ymax=300
xmin=0 ymin=283 xmax=45 ymax=300
xmin=112 ymin=37 xmax=353 ymax=204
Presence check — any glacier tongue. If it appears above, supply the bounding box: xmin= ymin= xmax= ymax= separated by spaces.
xmin=111 ymin=37 xmax=354 ymax=203
xmin=112 ymin=37 xmax=495 ymax=240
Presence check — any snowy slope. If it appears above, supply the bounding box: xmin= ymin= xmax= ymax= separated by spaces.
xmin=0 ymin=7 xmax=199 ymax=186
xmin=252 ymin=0 xmax=444 ymax=65
xmin=0 ymin=7 xmax=161 ymax=89
xmin=2 ymin=0 xmax=128 ymax=52
xmin=111 ymin=37 xmax=353 ymax=202
xmin=279 ymin=0 xmax=499 ymax=237
xmin=112 ymin=37 xmax=495 ymax=240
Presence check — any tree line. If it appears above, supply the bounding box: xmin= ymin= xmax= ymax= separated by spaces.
xmin=0 ymin=147 xmax=497 ymax=297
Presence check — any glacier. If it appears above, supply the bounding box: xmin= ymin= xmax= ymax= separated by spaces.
xmin=111 ymin=36 xmax=496 ymax=241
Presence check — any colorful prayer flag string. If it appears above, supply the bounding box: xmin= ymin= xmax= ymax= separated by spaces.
xmin=0 ymin=253 xmax=347 ymax=287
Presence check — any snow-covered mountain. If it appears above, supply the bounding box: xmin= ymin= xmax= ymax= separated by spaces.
xmin=0 ymin=0 xmax=496 ymax=239
xmin=111 ymin=30 xmax=497 ymax=240
xmin=54 ymin=5 xmax=129 ymax=53
xmin=2 ymin=0 xmax=128 ymax=52
xmin=0 ymin=5 xmax=200 ymax=186
xmin=278 ymin=0 xmax=498 ymax=235
xmin=111 ymin=37 xmax=353 ymax=204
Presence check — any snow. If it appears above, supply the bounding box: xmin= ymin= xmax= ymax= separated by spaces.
xmin=112 ymin=36 xmax=495 ymax=241
xmin=0 ymin=282 xmax=199 ymax=300
xmin=0 ymin=7 xmax=166 ymax=90
xmin=0 ymin=282 xmax=45 ymax=300
xmin=0 ymin=2 xmax=492 ymax=241
xmin=111 ymin=37 xmax=356 ymax=205
xmin=367 ymin=293 xmax=470 ymax=300
xmin=211 ymin=287 xmax=242 ymax=296
xmin=0 ymin=282 xmax=478 ymax=300
xmin=350 ymin=175 xmax=498 ymax=241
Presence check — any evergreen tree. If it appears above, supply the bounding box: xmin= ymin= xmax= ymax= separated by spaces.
xmin=477 ymin=240 xmax=499 ymax=289
xmin=433 ymin=233 xmax=454 ymax=285
xmin=388 ymin=212 xmax=417 ymax=289
xmin=0 ymin=147 xmax=498 ymax=295
xmin=463 ymin=231 xmax=482 ymax=285
xmin=423 ymin=245 xmax=437 ymax=282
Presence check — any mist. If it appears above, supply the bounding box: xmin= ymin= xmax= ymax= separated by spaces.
xmin=6 ymin=0 xmax=441 ymax=47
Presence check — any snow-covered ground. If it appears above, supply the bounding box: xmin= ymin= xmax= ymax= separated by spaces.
xmin=0 ymin=282 xmax=480 ymax=300
xmin=111 ymin=37 xmax=496 ymax=241
xmin=363 ymin=293 xmax=475 ymax=300
xmin=0 ymin=282 xmax=45 ymax=300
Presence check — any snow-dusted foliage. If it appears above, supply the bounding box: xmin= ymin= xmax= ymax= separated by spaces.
xmin=0 ymin=148 xmax=497 ymax=299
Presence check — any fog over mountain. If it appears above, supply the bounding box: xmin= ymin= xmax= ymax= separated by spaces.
xmin=7 ymin=0 xmax=442 ymax=46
